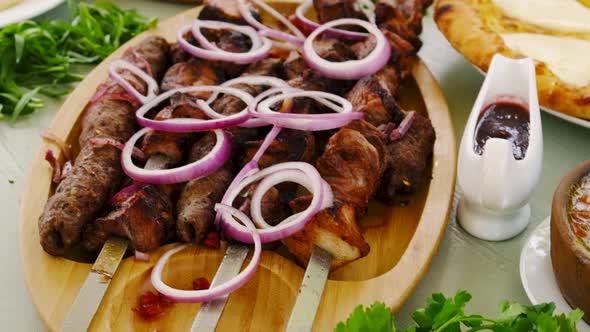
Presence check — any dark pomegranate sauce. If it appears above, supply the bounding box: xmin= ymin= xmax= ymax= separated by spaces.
xmin=473 ymin=99 xmax=530 ymax=160
xmin=569 ymin=174 xmax=590 ymax=249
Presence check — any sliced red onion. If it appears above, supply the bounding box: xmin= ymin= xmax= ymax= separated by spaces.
xmin=198 ymin=76 xmax=291 ymax=128
xmin=379 ymin=122 xmax=397 ymax=137
xmin=253 ymin=90 xmax=363 ymax=131
xmin=218 ymin=162 xmax=333 ymax=243
xmin=294 ymin=0 xmax=367 ymax=39
xmin=151 ymin=204 xmax=261 ymax=303
xmin=303 ymin=18 xmax=390 ymax=80
xmin=252 ymin=125 xmax=282 ymax=163
xmin=205 ymin=75 xmax=290 ymax=105
xmin=249 ymin=169 xmax=333 ymax=228
xmin=40 ymin=132 xmax=71 ymax=160
xmin=121 ymin=127 xmax=231 ymax=184
xmin=89 ymin=137 xmax=147 ymax=162
xmin=241 ymin=86 xmax=298 ymax=128
xmin=45 ymin=150 xmax=62 ymax=184
xmin=389 ymin=111 xmax=415 ymax=141
xmin=215 ymin=160 xmax=261 ymax=228
xmin=238 ymin=0 xmax=305 ymax=46
xmin=108 ymin=59 xmax=159 ymax=105
xmin=134 ymin=250 xmax=150 ymax=262
xmin=178 ymin=21 xmax=272 ymax=64
xmin=136 ymin=86 xmax=254 ymax=132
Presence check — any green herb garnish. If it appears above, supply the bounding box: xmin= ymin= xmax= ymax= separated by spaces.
xmin=335 ymin=290 xmax=584 ymax=332
xmin=0 ymin=1 xmax=157 ymax=120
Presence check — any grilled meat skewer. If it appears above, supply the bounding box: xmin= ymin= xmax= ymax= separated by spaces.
xmin=38 ymin=36 xmax=169 ymax=256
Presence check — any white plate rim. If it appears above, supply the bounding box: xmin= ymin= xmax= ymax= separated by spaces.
xmin=0 ymin=0 xmax=64 ymax=28
xmin=520 ymin=216 xmax=590 ymax=331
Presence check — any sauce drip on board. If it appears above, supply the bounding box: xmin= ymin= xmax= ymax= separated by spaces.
xmin=473 ymin=100 xmax=530 ymax=160
xmin=569 ymin=173 xmax=590 ymax=249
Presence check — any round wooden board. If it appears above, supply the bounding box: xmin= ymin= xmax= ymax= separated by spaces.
xmin=19 ymin=3 xmax=457 ymax=331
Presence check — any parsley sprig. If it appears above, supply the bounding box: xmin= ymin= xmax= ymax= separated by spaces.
xmin=335 ymin=291 xmax=584 ymax=332
xmin=0 ymin=1 xmax=157 ymax=120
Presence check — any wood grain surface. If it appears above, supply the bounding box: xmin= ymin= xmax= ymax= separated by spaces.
xmin=19 ymin=2 xmax=456 ymax=331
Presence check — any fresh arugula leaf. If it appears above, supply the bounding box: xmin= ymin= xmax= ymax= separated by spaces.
xmin=0 ymin=1 xmax=156 ymax=120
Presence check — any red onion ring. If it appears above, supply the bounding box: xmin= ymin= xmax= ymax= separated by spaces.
xmin=218 ymin=162 xmax=333 ymax=243
xmin=389 ymin=111 xmax=416 ymax=141
xmin=201 ymin=76 xmax=292 ymax=128
xmin=109 ymin=59 xmax=159 ymax=105
xmin=249 ymin=168 xmax=333 ymax=228
xmin=294 ymin=0 xmax=367 ymax=40
xmin=252 ymin=125 xmax=282 ymax=163
xmin=121 ymin=127 xmax=231 ymax=184
xmin=205 ymin=75 xmax=291 ymax=105
xmin=44 ymin=150 xmax=62 ymax=184
xmin=151 ymin=204 xmax=261 ymax=303
xmin=136 ymin=86 xmax=255 ymax=133
xmin=238 ymin=0 xmax=305 ymax=46
xmin=303 ymin=18 xmax=390 ymax=80
xmin=253 ymin=90 xmax=363 ymax=131
xmin=178 ymin=21 xmax=272 ymax=64
xmin=89 ymin=137 xmax=147 ymax=162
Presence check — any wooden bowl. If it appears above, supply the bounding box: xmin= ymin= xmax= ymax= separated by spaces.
xmin=551 ymin=160 xmax=590 ymax=322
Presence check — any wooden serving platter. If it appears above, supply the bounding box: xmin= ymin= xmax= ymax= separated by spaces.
xmin=19 ymin=2 xmax=457 ymax=331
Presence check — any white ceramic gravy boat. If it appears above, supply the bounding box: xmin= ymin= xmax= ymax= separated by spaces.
xmin=457 ymin=54 xmax=543 ymax=241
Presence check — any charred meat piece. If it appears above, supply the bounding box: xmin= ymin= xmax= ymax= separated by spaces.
xmin=382 ymin=30 xmax=417 ymax=79
xmin=345 ymin=119 xmax=388 ymax=171
xmin=38 ymin=36 xmax=169 ymax=256
xmin=346 ymin=66 xmax=404 ymax=126
xmin=378 ymin=0 xmax=433 ymax=35
xmin=176 ymin=133 xmax=234 ymax=243
xmin=202 ymin=27 xmax=253 ymax=78
xmin=40 ymin=144 xmax=131 ymax=255
xmin=283 ymin=199 xmax=369 ymax=270
xmin=316 ymin=122 xmax=386 ymax=215
xmin=313 ymin=0 xmax=366 ymax=23
xmin=142 ymin=61 xmax=223 ymax=163
xmin=312 ymin=37 xmax=357 ymax=63
xmin=141 ymin=105 xmax=205 ymax=164
xmin=120 ymin=36 xmax=170 ymax=84
xmin=376 ymin=112 xmax=435 ymax=203
xmin=284 ymin=45 xmax=355 ymax=94
xmin=161 ymin=61 xmax=223 ymax=92
xmin=234 ymin=184 xmax=290 ymax=227
xmin=212 ymin=58 xmax=283 ymax=144
xmin=376 ymin=0 xmax=429 ymax=50
xmin=198 ymin=0 xmax=257 ymax=24
xmin=172 ymin=29 xmax=250 ymax=78
xmin=242 ymin=129 xmax=316 ymax=169
xmin=83 ymin=183 xmax=175 ymax=252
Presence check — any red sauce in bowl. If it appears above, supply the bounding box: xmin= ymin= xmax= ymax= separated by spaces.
xmin=569 ymin=173 xmax=590 ymax=248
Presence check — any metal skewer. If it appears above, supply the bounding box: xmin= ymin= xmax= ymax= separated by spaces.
xmin=60 ymin=154 xmax=170 ymax=332
xmin=191 ymin=244 xmax=249 ymax=332
xmin=285 ymin=246 xmax=332 ymax=332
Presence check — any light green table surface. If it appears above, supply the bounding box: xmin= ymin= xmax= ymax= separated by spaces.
xmin=2 ymin=1 xmax=589 ymax=330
